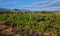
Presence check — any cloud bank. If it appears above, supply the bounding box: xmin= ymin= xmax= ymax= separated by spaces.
xmin=19 ymin=0 xmax=60 ymax=9
xmin=0 ymin=0 xmax=60 ymax=11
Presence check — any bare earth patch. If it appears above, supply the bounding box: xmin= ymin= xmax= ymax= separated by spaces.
xmin=0 ymin=22 xmax=20 ymax=36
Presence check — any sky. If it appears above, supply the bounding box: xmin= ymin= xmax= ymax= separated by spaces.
xmin=0 ymin=0 xmax=60 ymax=11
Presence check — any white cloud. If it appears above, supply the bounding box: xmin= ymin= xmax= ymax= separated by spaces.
xmin=32 ymin=1 xmax=51 ymax=5
xmin=1 ymin=0 xmax=60 ymax=9
xmin=19 ymin=0 xmax=60 ymax=8
xmin=45 ymin=0 xmax=60 ymax=7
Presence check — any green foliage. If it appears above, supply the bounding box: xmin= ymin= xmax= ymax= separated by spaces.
xmin=0 ymin=11 xmax=60 ymax=36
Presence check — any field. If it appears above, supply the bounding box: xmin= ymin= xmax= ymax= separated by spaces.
xmin=0 ymin=11 xmax=60 ymax=36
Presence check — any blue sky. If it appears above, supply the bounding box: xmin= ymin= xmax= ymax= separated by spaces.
xmin=0 ymin=0 xmax=60 ymax=11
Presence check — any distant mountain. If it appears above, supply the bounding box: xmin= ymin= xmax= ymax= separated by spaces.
xmin=0 ymin=8 xmax=36 ymax=12
xmin=19 ymin=9 xmax=31 ymax=12
xmin=0 ymin=8 xmax=60 ymax=12
xmin=12 ymin=9 xmax=32 ymax=12
xmin=0 ymin=8 xmax=32 ymax=12
xmin=0 ymin=8 xmax=10 ymax=10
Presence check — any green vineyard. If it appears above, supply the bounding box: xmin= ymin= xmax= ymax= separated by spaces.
xmin=0 ymin=11 xmax=60 ymax=36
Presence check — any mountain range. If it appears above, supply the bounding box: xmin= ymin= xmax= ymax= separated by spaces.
xmin=0 ymin=8 xmax=32 ymax=12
